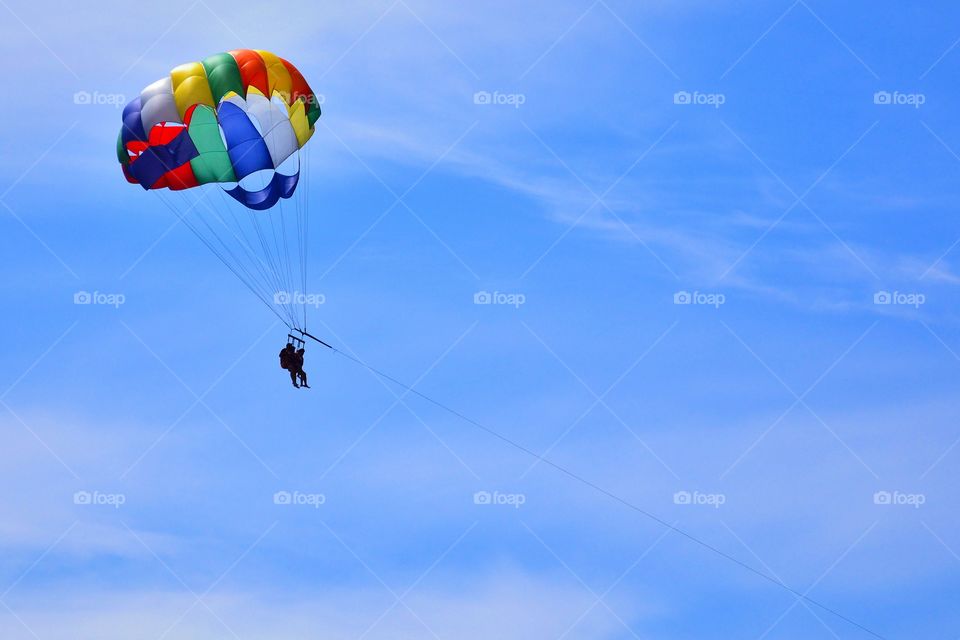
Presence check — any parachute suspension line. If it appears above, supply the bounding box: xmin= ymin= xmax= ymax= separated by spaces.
xmin=245 ymin=194 xmax=299 ymax=330
xmin=273 ymin=199 xmax=294 ymax=329
xmin=183 ymin=195 xmax=275 ymax=303
xmin=267 ymin=198 xmax=294 ymax=322
xmin=210 ymin=187 xmax=300 ymax=330
xmin=212 ymin=187 xmax=284 ymax=300
xmin=210 ymin=193 xmax=286 ymax=316
xmin=277 ymin=195 xmax=298 ymax=328
xmin=177 ymin=191 xmax=296 ymax=328
xmin=201 ymin=189 xmax=288 ymax=319
xmin=247 ymin=205 xmax=288 ymax=315
xmin=292 ymin=155 xmax=305 ymax=331
xmin=322 ymin=345 xmax=889 ymax=640
xmin=301 ymin=147 xmax=310 ymax=331
xmin=151 ymin=190 xmax=292 ymax=330
xmin=283 ymin=198 xmax=303 ymax=331
xmin=155 ymin=191 xmax=267 ymax=306
xmin=290 ymin=149 xmax=308 ymax=332
xmin=159 ymin=190 xmax=286 ymax=326
xmin=281 ymin=208 xmax=300 ymax=333
xmin=262 ymin=196 xmax=292 ymax=325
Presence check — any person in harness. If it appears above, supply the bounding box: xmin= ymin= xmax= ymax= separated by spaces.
xmin=292 ymin=347 xmax=309 ymax=388
xmin=279 ymin=343 xmax=299 ymax=388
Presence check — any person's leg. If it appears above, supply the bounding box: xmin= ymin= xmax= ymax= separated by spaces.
xmin=289 ymin=370 xmax=299 ymax=387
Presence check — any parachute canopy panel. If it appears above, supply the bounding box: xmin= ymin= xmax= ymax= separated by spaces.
xmin=118 ymin=48 xmax=319 ymax=333
xmin=118 ymin=49 xmax=320 ymax=207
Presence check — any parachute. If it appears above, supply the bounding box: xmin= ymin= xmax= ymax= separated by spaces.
xmin=118 ymin=50 xmax=321 ymax=333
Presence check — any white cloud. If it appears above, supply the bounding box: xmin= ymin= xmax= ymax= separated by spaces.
xmin=0 ymin=570 xmax=652 ymax=640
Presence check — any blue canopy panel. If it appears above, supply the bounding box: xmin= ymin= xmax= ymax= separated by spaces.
xmin=218 ymin=101 xmax=273 ymax=180
xmin=226 ymin=170 xmax=300 ymax=210
xmin=121 ymin=96 xmax=147 ymax=146
xmin=126 ymin=127 xmax=200 ymax=190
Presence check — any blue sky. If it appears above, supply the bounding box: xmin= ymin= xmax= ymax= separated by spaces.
xmin=1 ymin=0 xmax=958 ymax=638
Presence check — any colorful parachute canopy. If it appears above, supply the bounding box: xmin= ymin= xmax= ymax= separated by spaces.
xmin=118 ymin=50 xmax=320 ymax=210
